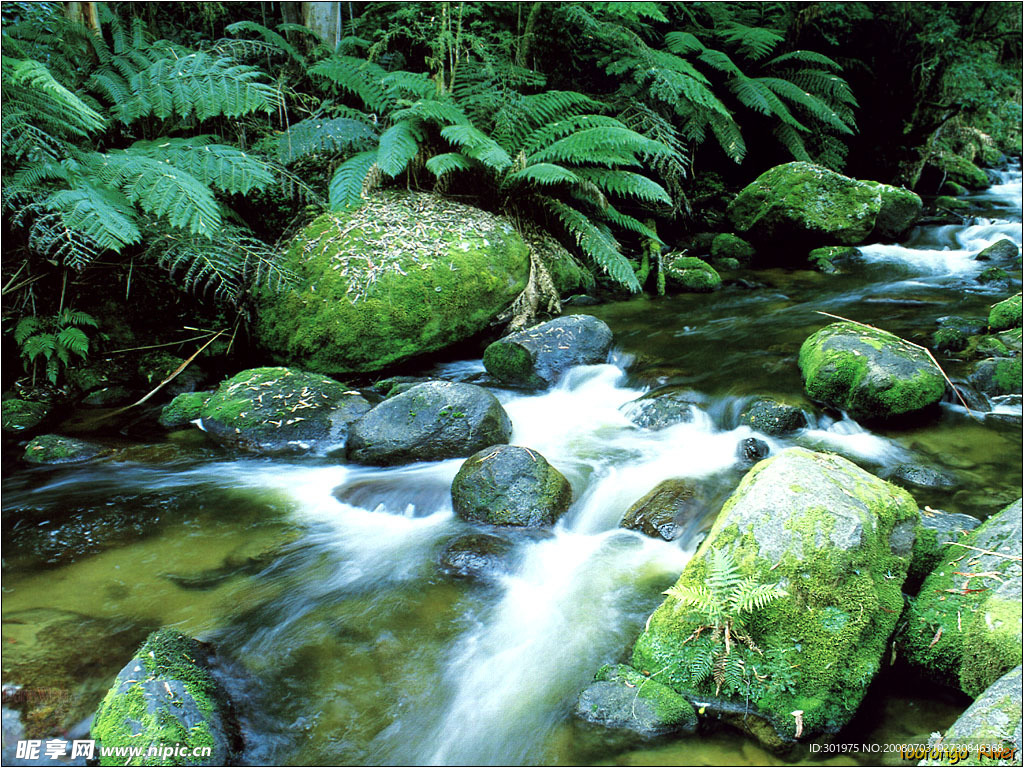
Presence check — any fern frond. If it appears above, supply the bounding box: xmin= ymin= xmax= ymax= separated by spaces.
xmin=44 ymin=183 xmax=142 ymax=252
xmin=424 ymin=152 xmax=475 ymax=178
xmin=767 ymin=50 xmax=842 ymax=71
xmin=225 ymin=20 xmax=307 ymax=66
xmin=773 ymin=123 xmax=812 ymax=162
xmin=708 ymin=113 xmax=746 ymax=163
xmin=707 ymin=547 xmax=743 ymax=597
xmin=543 ymin=197 xmax=641 ymax=292
xmin=759 ymin=77 xmax=853 ymax=134
xmin=21 ymin=333 xmax=56 ymax=364
xmin=440 ymin=123 xmax=513 ymax=171
xmin=309 ymin=55 xmax=392 ymax=113
xmin=664 ymin=31 xmax=705 ymax=55
xmin=528 ymin=126 xmax=669 ymax=166
xmin=275 ymin=117 xmax=378 ymax=164
xmin=128 ymin=138 xmax=278 ymax=195
xmin=25 ymin=211 xmax=103 ymax=270
xmin=14 ymin=317 xmax=43 ymax=345
xmin=733 ymin=581 xmax=788 ymax=614
xmin=719 ymin=23 xmax=783 ymax=61
xmin=2 ymin=57 xmax=106 ymax=136
xmin=663 ymin=583 xmax=713 ymax=610
xmin=504 ymin=163 xmax=581 ymax=188
xmin=59 ymin=309 xmax=98 ymax=327
xmin=572 ymin=168 xmax=672 ymax=205
xmin=376 ymin=119 xmax=425 ymax=177
xmin=56 ymin=326 xmax=89 ymax=358
xmin=689 ymin=645 xmax=715 ymax=685
xmin=520 ymin=115 xmax=626 ymax=157
xmin=328 ymin=150 xmax=377 ymax=210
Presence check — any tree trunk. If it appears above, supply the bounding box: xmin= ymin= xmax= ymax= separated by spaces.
xmin=64 ymin=2 xmax=100 ymax=32
xmin=302 ymin=2 xmax=344 ymax=49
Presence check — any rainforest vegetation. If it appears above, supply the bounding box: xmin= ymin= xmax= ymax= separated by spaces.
xmin=2 ymin=1 xmax=1020 ymax=395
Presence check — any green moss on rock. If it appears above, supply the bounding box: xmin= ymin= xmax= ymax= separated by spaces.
xmin=1 ymin=398 xmax=50 ymax=433
xmin=710 ymin=233 xmax=756 ymax=265
xmin=799 ymin=321 xmax=946 ymax=420
xmin=808 ymin=246 xmax=859 ymax=273
xmin=159 ymin=391 xmax=212 ymax=429
xmin=663 ymin=256 xmax=721 ymax=293
xmin=929 ymin=152 xmax=990 ymax=191
xmin=989 ymin=293 xmax=1022 ymax=332
xmin=253 ymin=193 xmax=530 ymax=375
xmin=23 ymin=434 xmax=106 ymax=464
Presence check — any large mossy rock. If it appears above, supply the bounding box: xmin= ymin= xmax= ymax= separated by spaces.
xmin=347 ymin=381 xmax=512 ymax=466
xmin=159 ymin=391 xmax=213 ymax=429
xmin=92 ymin=630 xmax=239 ymax=766
xmin=727 ymin=162 xmax=922 ymax=251
xmin=630 ymin=448 xmax=918 ymax=746
xmin=574 ymin=663 xmax=697 ymax=742
xmin=451 ymin=444 xmax=572 ymax=527
xmin=1 ymin=398 xmax=51 ymax=433
xmin=483 ymin=314 xmax=613 ymax=389
xmin=799 ymin=321 xmax=946 ymax=420
xmin=919 ymin=666 xmax=1022 ymax=767
xmin=663 ymin=256 xmax=722 ymax=293
xmin=252 ymin=193 xmax=530 ymax=375
xmin=23 ymin=434 xmax=108 ymax=464
xmin=200 ymin=367 xmax=370 ymax=455
xmin=989 ymin=293 xmax=1022 ymax=332
xmin=899 ymin=499 xmax=1023 ymax=698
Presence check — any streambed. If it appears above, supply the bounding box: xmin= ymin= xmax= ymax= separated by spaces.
xmin=2 ymin=169 xmax=1021 ymax=766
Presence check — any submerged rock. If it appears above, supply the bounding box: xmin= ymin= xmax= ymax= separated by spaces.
xmin=438 ymin=533 xmax=516 ymax=581
xmin=918 ymin=666 xmax=1022 ymax=767
xmin=900 ymin=498 xmax=1023 ymax=698
xmin=23 ymin=434 xmax=108 ymax=465
xmin=574 ymin=664 xmax=697 ymax=741
xmin=252 ymin=192 xmax=530 ymax=375
xmin=808 ymin=246 xmax=859 ymax=273
xmin=727 ymin=162 xmax=922 ymax=251
xmin=451 ymin=444 xmax=572 ymax=527
xmin=1 ymin=398 xmax=50 ymax=434
xmin=621 ymin=388 xmax=700 ymax=430
xmin=663 ymin=256 xmax=722 ymax=293
xmin=200 ymin=367 xmax=370 ymax=455
xmin=483 ymin=315 xmax=613 ymax=389
xmin=92 ymin=630 xmax=240 ymax=766
xmin=620 ymin=479 xmax=699 ymax=541
xmin=631 ymin=448 xmax=918 ymax=746
xmin=347 ymin=381 xmax=512 ymax=466
xmin=799 ymin=321 xmax=946 ymax=420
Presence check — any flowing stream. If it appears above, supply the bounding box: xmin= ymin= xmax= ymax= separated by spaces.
xmin=2 ymin=168 xmax=1021 ymax=766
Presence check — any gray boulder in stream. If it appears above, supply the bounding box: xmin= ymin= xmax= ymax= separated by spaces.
xmin=200 ymin=367 xmax=371 ymax=455
xmin=620 ymin=479 xmax=699 ymax=541
xmin=347 ymin=381 xmax=512 ymax=466
xmin=621 ymin=388 xmax=700 ymax=430
xmin=483 ymin=315 xmax=613 ymax=389
xmin=451 ymin=444 xmax=572 ymax=527
xmin=799 ymin=321 xmax=946 ymax=420
xmin=92 ymin=629 xmax=240 ymax=766
xmin=574 ymin=663 xmax=697 ymax=741
xmin=630 ymin=447 xmax=919 ymax=748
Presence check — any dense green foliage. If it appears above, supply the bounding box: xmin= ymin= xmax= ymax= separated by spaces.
xmin=1 ymin=1 xmax=1019 ymax=389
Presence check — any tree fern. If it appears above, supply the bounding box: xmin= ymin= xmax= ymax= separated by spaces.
xmin=309 ymin=55 xmax=393 ymax=113
xmin=225 ymin=20 xmax=308 ymax=67
xmin=376 ymin=120 xmax=426 ymax=177
xmin=45 ymin=183 xmax=142 ymax=252
xmin=328 ymin=150 xmax=378 ymax=209
xmin=543 ymin=198 xmax=641 ymax=292
xmin=127 ymin=138 xmax=278 ymax=196
xmin=276 ymin=117 xmax=378 ymax=165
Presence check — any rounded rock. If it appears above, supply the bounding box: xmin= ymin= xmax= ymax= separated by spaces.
xmin=483 ymin=315 xmax=613 ymax=389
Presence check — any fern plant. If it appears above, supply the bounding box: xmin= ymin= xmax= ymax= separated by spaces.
xmin=664 ymin=546 xmax=787 ymax=696
xmin=14 ymin=308 xmax=98 ymax=385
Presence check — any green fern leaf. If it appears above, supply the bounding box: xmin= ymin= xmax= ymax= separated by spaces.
xmin=664 ymin=31 xmax=705 ymax=55
xmin=719 ymin=23 xmax=783 ymax=61
xmin=128 ymin=138 xmax=278 ymax=195
xmin=45 ymin=183 xmax=142 ymax=252
xmin=504 ymin=163 xmax=581 ymax=188
xmin=377 ymin=120 xmax=425 ymax=178
xmin=572 ymin=168 xmax=671 ymax=205
xmin=14 ymin=317 xmax=43 ymax=345
xmin=309 ymin=55 xmax=392 ymax=113
xmin=3 ymin=57 xmax=105 ymax=136
xmin=57 ymin=326 xmax=89 ymax=357
xmin=21 ymin=333 xmax=56 ymax=363
xmin=440 ymin=123 xmax=513 ymax=171
xmin=225 ymin=20 xmax=307 ymax=66
xmin=543 ymin=198 xmax=641 ymax=292
xmin=328 ymin=150 xmax=377 ymax=210
xmin=424 ymin=152 xmax=474 ymax=178
xmin=276 ymin=117 xmax=378 ymax=164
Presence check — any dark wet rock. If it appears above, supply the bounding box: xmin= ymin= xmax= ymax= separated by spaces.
xmin=369 ymin=376 xmax=430 ymax=399
xmin=163 ymin=527 xmax=300 ymax=591
xmin=727 ymin=162 xmax=922 ymax=251
xmin=799 ymin=321 xmax=946 ymax=420
xmin=563 ymin=294 xmax=603 ymax=307
xmin=808 ymin=246 xmax=859 ymax=274
xmin=933 ymin=315 xmax=988 ymax=353
xmin=347 ymin=381 xmax=512 ymax=466
xmin=201 ymin=367 xmax=371 ymax=456
xmin=632 ymin=448 xmax=918 ymax=747
xmin=663 ymin=256 xmax=722 ymax=293
xmin=1 ymin=608 xmax=155 ymax=739
xmin=969 ymin=357 xmax=1023 ymax=397
xmin=22 ymin=434 xmax=108 ymax=465
xmin=159 ymin=391 xmax=213 ymax=429
xmin=1 ymin=399 xmax=50 ymax=434
xmin=740 ymin=398 xmax=808 ymax=435
xmin=483 ymin=315 xmax=613 ymax=389
xmin=908 ymin=508 xmax=981 ymax=589
xmin=621 ymin=388 xmax=700 ymax=430
xmin=736 ymin=437 xmax=770 ymax=465
xmin=451 ymin=444 xmax=572 ymax=527
xmin=438 ymin=533 xmax=515 ymax=581
xmin=977 ymin=239 xmax=1020 ymax=262
xmin=574 ymin=664 xmax=697 ymax=742
xmin=620 ymin=479 xmax=699 ymax=541
xmin=92 ymin=630 xmax=241 ymax=766
xmin=886 ymin=464 xmax=958 ymax=492
xmin=900 ymin=498 xmax=1022 ymax=698
xmin=919 ymin=666 xmax=1022 ymax=767
xmin=989 ymin=293 xmax=1022 ymax=332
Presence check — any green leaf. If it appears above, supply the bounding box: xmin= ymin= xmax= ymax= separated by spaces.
xmin=425 ymin=152 xmax=474 ymax=178
xmin=328 ymin=150 xmax=377 ymax=210
xmin=440 ymin=123 xmax=513 ymax=171
xmin=376 ymin=120 xmax=425 ymax=178
xmin=57 ymin=326 xmax=89 ymax=357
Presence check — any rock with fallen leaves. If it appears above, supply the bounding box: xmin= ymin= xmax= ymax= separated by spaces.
xmin=200 ymin=367 xmax=371 ymax=456
xmin=451 ymin=444 xmax=571 ymax=527
xmin=630 ymin=447 xmax=918 ymax=747
xmin=899 ymin=498 xmax=1022 ymax=698
xmin=347 ymin=381 xmax=512 ymax=466
xmin=483 ymin=314 xmax=613 ymax=389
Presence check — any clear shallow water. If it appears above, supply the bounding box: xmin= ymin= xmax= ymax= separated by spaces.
xmin=1 ymin=167 xmax=1021 ymax=766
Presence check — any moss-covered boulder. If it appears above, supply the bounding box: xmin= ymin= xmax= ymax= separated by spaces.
xmin=808 ymin=246 xmax=859 ymax=273
xmin=933 ymin=316 xmax=988 ymax=353
xmin=252 ymin=192 xmax=530 ymax=375
xmin=23 ymin=434 xmax=108 ymax=464
xmin=711 ymin=233 xmax=756 ymax=265
xmin=925 ymin=152 xmax=991 ymax=191
xmin=663 ymin=255 xmax=722 ymax=292
xmin=727 ymin=162 xmax=922 ymax=250
xmin=935 ymin=195 xmax=972 ymax=212
xmin=200 ymin=367 xmax=370 ymax=456
xmin=451 ymin=444 xmax=572 ymax=527
xmin=1 ymin=398 xmax=50 ymax=433
xmin=483 ymin=314 xmax=613 ymax=389
xmin=740 ymin=398 xmax=808 ymax=435
xmin=620 ymin=479 xmax=699 ymax=541
xmin=908 ymin=508 xmax=981 ymax=589
xmin=630 ymin=447 xmax=918 ymax=746
xmin=977 ymin=239 xmax=1020 ymax=262
xmin=989 ymin=293 xmax=1022 ymax=332
xmin=347 ymin=381 xmax=512 ymax=466
xmin=92 ymin=630 xmax=239 ymax=766
xmin=574 ymin=663 xmax=697 ymax=741
xmin=919 ymin=666 xmax=1022 ymax=767
xmin=159 ymin=391 xmax=213 ymax=429
xmin=978 ymin=266 xmax=1012 ymax=287
xmin=969 ymin=358 xmax=1023 ymax=397
xmin=900 ymin=499 xmax=1022 ymax=698
xmin=799 ymin=321 xmax=946 ymax=420
xmin=621 ymin=387 xmax=700 ymax=431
